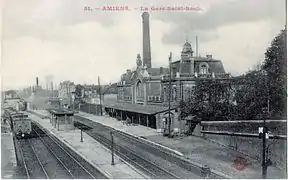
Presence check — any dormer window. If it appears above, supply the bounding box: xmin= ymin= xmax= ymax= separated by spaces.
xmin=199 ymin=63 xmax=209 ymax=74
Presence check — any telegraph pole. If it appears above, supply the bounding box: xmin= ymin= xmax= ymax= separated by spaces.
xmin=98 ymin=76 xmax=103 ymax=116
xmin=261 ymin=117 xmax=267 ymax=179
xmin=110 ymin=131 xmax=115 ymax=165
xmin=89 ymin=86 xmax=92 ymax=114
xmin=168 ymin=52 xmax=172 ymax=136
xmin=261 ymin=70 xmax=270 ymax=179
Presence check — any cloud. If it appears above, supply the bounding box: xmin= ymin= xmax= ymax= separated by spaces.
xmin=2 ymin=9 xmax=176 ymax=89
xmin=2 ymin=0 xmax=286 ymax=90
xmin=155 ymin=0 xmax=286 ymax=44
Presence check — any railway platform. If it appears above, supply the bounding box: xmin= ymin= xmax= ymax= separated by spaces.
xmin=1 ymin=124 xmax=18 ymax=179
xmin=32 ymin=110 xmax=286 ymax=179
xmin=27 ymin=112 xmax=147 ymax=179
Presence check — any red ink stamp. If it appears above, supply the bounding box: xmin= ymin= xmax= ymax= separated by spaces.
xmin=233 ymin=156 xmax=248 ymax=171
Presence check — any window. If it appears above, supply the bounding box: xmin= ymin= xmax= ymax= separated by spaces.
xmin=199 ymin=63 xmax=209 ymax=74
xmin=136 ymin=81 xmax=143 ymax=97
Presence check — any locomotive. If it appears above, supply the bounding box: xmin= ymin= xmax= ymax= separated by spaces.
xmin=12 ymin=113 xmax=32 ymax=139
xmin=3 ymin=108 xmax=32 ymax=139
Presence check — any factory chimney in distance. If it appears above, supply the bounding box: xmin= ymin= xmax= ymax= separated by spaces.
xmin=142 ymin=12 xmax=152 ymax=68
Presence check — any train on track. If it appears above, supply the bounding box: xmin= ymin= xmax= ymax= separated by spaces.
xmin=3 ymin=107 xmax=32 ymax=139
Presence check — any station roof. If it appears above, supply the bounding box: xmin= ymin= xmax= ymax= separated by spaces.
xmin=47 ymin=108 xmax=74 ymax=116
xmin=104 ymin=103 xmax=178 ymax=115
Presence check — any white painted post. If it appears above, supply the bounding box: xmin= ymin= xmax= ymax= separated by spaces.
xmin=57 ymin=117 xmax=59 ymax=131
xmin=65 ymin=114 xmax=67 ymax=129
xmin=138 ymin=115 xmax=140 ymax=125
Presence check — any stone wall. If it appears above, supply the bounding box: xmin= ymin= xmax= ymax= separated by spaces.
xmin=200 ymin=120 xmax=287 ymax=170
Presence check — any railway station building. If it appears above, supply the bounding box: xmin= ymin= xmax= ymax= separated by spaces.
xmin=105 ymin=40 xmax=231 ymax=134
xmin=103 ymin=12 xmax=231 ymax=135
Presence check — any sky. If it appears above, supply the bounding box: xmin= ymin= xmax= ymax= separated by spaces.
xmin=1 ymin=0 xmax=286 ymax=90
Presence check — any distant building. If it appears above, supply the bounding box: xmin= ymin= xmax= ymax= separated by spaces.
xmin=58 ymin=81 xmax=76 ymax=107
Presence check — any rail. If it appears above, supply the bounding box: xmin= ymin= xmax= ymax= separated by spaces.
xmin=30 ymin=111 xmax=228 ymax=178
xmin=27 ymin=116 xmax=108 ymax=179
xmin=17 ymin=139 xmax=49 ymax=178
xmin=27 ymin=139 xmax=49 ymax=178
xmin=32 ymin=128 xmax=96 ymax=179
xmin=74 ymin=115 xmax=228 ymax=179
xmin=85 ymin=130 xmax=179 ymax=179
xmin=32 ymin=129 xmax=75 ymax=178
xmin=14 ymin=138 xmax=30 ymax=179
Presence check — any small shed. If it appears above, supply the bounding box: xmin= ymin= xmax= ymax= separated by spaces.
xmin=47 ymin=108 xmax=74 ymax=131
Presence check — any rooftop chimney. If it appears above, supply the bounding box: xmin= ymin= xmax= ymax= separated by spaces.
xmin=142 ymin=12 xmax=152 ymax=68
xmin=206 ymin=54 xmax=212 ymax=59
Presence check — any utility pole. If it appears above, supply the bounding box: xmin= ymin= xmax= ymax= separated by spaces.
xmin=196 ymin=36 xmax=199 ymax=57
xmin=168 ymin=52 xmax=172 ymax=136
xmin=89 ymin=86 xmax=92 ymax=114
xmin=261 ymin=71 xmax=270 ymax=179
xmin=98 ymin=76 xmax=103 ymax=116
xmin=110 ymin=131 xmax=115 ymax=165
xmin=69 ymin=84 xmax=72 ymax=109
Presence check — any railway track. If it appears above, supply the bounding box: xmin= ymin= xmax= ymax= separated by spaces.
xmin=16 ymin=122 xmax=107 ymax=179
xmin=17 ymin=139 xmax=49 ymax=179
xmin=74 ymin=115 xmax=224 ymax=179
xmin=32 ymin=127 xmax=105 ymax=179
xmin=29 ymin=111 xmax=223 ymax=178
xmin=86 ymin=130 xmax=179 ymax=179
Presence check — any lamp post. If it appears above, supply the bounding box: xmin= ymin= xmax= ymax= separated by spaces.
xmin=98 ymin=76 xmax=103 ymax=116
xmin=110 ymin=130 xmax=115 ymax=165
xmin=168 ymin=52 xmax=172 ymax=136
xmin=80 ymin=127 xmax=83 ymax=142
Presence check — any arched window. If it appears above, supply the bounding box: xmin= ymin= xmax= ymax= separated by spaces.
xmin=199 ymin=63 xmax=209 ymax=74
xmin=136 ymin=81 xmax=143 ymax=97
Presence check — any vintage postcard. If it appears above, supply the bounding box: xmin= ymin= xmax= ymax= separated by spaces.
xmin=1 ymin=0 xmax=287 ymax=179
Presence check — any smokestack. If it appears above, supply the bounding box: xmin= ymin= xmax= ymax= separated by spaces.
xmin=142 ymin=12 xmax=152 ymax=68
xmin=36 ymin=77 xmax=39 ymax=86
xmin=51 ymin=82 xmax=54 ymax=97
xmin=196 ymin=36 xmax=199 ymax=57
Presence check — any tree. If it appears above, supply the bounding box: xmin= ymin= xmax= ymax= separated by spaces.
xmin=180 ymin=79 xmax=237 ymax=121
xmin=233 ymin=28 xmax=287 ymax=120
xmin=234 ymin=70 xmax=269 ymax=119
xmin=180 ymin=28 xmax=287 ymax=121
xmin=75 ymin=84 xmax=84 ymax=98
xmin=235 ymin=28 xmax=287 ymax=119
xmin=74 ymin=84 xmax=85 ymax=107
xmin=262 ymin=29 xmax=287 ymax=118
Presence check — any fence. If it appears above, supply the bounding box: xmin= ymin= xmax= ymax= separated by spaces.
xmin=200 ymin=120 xmax=287 ymax=170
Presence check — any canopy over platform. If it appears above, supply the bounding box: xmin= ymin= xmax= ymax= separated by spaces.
xmin=105 ymin=103 xmax=178 ymax=115
xmin=47 ymin=108 xmax=74 ymax=116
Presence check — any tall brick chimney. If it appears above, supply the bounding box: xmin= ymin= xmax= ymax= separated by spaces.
xmin=36 ymin=77 xmax=39 ymax=86
xmin=142 ymin=12 xmax=152 ymax=68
